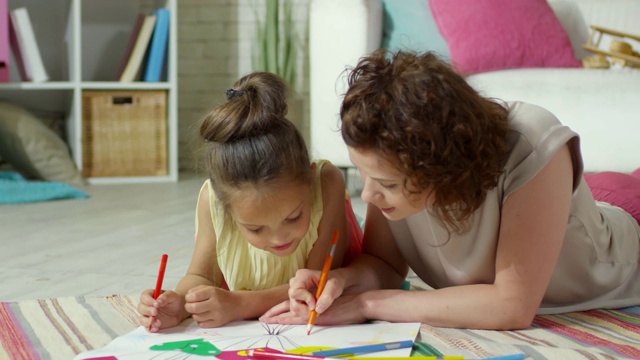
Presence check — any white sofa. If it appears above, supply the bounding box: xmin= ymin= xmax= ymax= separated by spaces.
xmin=309 ymin=0 xmax=640 ymax=173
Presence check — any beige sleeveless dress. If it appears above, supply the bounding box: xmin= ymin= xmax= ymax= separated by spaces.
xmin=389 ymin=101 xmax=640 ymax=314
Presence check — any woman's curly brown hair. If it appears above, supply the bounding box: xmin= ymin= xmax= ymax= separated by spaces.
xmin=340 ymin=50 xmax=511 ymax=233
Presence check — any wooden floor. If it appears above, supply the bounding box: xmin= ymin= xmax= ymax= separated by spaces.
xmin=0 ymin=172 xmax=367 ymax=302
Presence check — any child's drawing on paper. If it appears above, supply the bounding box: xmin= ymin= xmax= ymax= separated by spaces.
xmin=74 ymin=319 xmax=420 ymax=359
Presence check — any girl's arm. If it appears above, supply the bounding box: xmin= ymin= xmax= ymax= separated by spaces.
xmin=179 ymin=184 xmax=299 ymax=325
xmin=177 ymin=183 xmax=223 ymax=292
xmin=336 ymin=202 xmax=409 ymax=294
xmin=172 ymin=183 xmax=222 ymax=320
xmin=355 ymin=145 xmax=574 ymax=330
xmin=305 ymin=162 xmax=350 ymax=270
xmin=283 ymin=190 xmax=409 ymax=318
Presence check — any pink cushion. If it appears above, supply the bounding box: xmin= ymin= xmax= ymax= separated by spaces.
xmin=429 ymin=0 xmax=582 ymax=75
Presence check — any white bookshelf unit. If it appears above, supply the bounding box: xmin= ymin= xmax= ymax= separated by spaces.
xmin=0 ymin=0 xmax=178 ymax=184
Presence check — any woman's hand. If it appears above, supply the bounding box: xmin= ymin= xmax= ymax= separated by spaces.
xmin=184 ymin=285 xmax=239 ymax=328
xmin=138 ymin=289 xmax=185 ymax=332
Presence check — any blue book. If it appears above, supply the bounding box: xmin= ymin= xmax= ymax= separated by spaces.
xmin=143 ymin=8 xmax=169 ymax=82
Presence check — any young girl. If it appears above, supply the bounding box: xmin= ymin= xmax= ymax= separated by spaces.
xmin=137 ymin=72 xmax=363 ymax=331
xmin=262 ymin=50 xmax=640 ymax=330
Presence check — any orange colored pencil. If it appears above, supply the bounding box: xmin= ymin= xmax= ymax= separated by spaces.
xmin=306 ymin=230 xmax=339 ymax=335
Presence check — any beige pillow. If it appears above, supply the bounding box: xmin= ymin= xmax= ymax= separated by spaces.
xmin=0 ymin=101 xmax=85 ymax=186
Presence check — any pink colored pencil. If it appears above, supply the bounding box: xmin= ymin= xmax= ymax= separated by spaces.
xmin=247 ymin=349 xmax=325 ymax=360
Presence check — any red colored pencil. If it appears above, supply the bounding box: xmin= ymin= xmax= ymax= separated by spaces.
xmin=307 ymin=230 xmax=339 ymax=335
xmin=148 ymin=253 xmax=168 ymax=330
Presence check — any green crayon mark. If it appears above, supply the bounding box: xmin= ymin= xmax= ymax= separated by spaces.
xmin=150 ymin=338 xmax=221 ymax=356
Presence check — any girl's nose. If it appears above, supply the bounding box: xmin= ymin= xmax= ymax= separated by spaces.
xmin=272 ymin=230 xmax=289 ymax=246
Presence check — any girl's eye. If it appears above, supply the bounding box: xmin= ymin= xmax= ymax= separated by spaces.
xmin=247 ymin=227 xmax=263 ymax=234
xmin=381 ymin=183 xmax=397 ymax=189
xmin=286 ymin=212 xmax=303 ymax=223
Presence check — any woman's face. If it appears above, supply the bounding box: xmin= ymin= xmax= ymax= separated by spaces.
xmin=228 ymin=178 xmax=312 ymax=256
xmin=348 ymin=147 xmax=432 ymax=221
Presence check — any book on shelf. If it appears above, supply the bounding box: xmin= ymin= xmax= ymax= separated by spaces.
xmin=119 ymin=14 xmax=156 ymax=82
xmin=63 ymin=5 xmax=74 ymax=82
xmin=9 ymin=7 xmax=49 ymax=83
xmin=8 ymin=15 xmax=27 ymax=81
xmin=143 ymin=8 xmax=169 ymax=82
xmin=0 ymin=0 xmax=9 ymax=82
xmin=116 ymin=13 xmax=145 ymax=80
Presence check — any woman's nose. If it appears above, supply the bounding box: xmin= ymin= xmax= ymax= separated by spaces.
xmin=359 ymin=178 xmax=378 ymax=204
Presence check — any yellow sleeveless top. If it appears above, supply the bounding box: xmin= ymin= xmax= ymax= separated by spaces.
xmin=196 ymin=160 xmax=327 ymax=291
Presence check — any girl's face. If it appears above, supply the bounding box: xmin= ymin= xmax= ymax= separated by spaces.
xmin=348 ymin=147 xmax=432 ymax=221
xmin=229 ymin=178 xmax=312 ymax=256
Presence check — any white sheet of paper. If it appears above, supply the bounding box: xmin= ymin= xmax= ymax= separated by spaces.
xmin=75 ymin=319 xmax=420 ymax=359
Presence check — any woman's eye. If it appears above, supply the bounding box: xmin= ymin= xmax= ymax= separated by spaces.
xmin=247 ymin=227 xmax=263 ymax=234
xmin=381 ymin=183 xmax=397 ymax=189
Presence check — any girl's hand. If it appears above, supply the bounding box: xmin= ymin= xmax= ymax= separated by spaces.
xmin=184 ymin=285 xmax=238 ymax=328
xmin=283 ymin=268 xmax=348 ymax=318
xmin=260 ymin=294 xmax=367 ymax=326
xmin=259 ymin=300 xmax=304 ymax=323
xmin=138 ymin=289 xmax=185 ymax=332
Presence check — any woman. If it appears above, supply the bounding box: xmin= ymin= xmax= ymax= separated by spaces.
xmin=261 ymin=50 xmax=640 ymax=330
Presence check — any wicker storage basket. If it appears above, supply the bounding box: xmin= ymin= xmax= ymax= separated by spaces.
xmin=82 ymin=90 xmax=167 ymax=177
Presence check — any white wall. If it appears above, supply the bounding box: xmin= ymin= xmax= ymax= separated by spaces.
xmin=177 ymin=0 xmax=310 ymax=171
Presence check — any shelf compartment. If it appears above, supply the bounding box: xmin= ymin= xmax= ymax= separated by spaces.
xmin=81 ymin=0 xmax=165 ymax=82
xmin=7 ymin=0 xmax=73 ymax=82
xmin=3 ymin=0 xmax=177 ymax=184
xmin=81 ymin=90 xmax=167 ymax=178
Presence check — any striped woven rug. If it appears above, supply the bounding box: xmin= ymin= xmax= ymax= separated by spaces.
xmin=415 ymin=307 xmax=640 ymax=359
xmin=1 ymin=295 xmax=638 ymax=359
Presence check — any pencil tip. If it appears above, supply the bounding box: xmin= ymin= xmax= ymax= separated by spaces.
xmin=306 ymin=324 xmax=312 ymax=335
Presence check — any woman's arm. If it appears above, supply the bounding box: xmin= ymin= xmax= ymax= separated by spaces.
xmin=356 ymin=145 xmax=574 ymax=329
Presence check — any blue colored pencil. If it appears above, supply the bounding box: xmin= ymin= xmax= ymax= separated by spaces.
xmin=477 ymin=354 xmax=525 ymax=360
xmin=311 ymin=340 xmax=414 ymax=357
